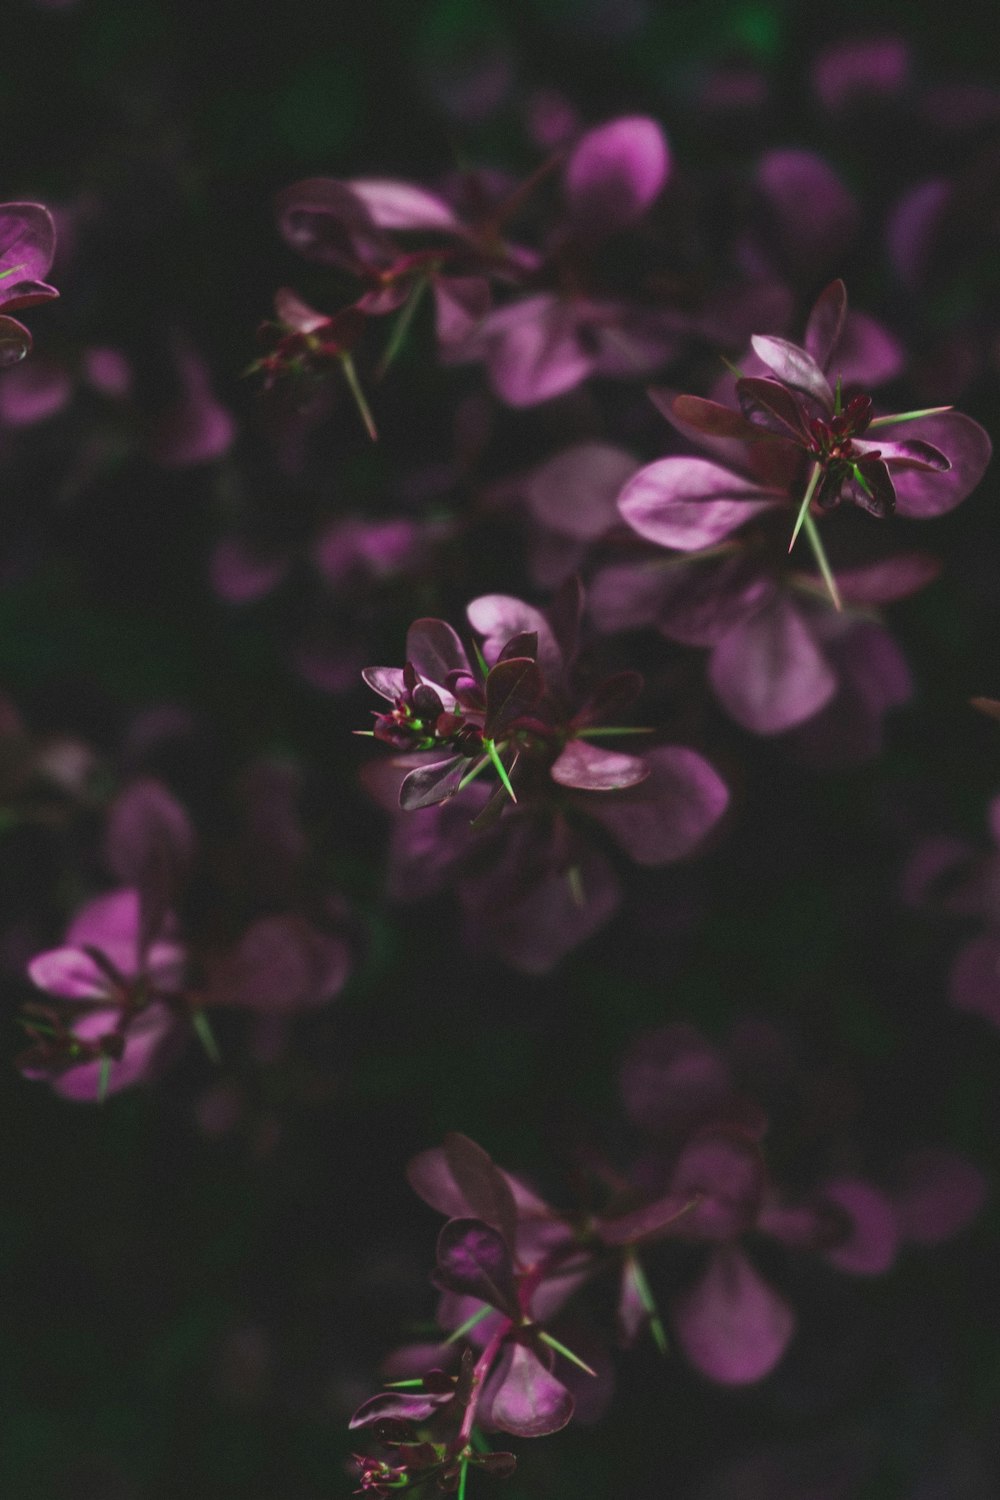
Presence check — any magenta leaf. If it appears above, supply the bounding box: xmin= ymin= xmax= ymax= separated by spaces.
xmin=483 ymin=658 xmax=544 ymax=739
xmin=485 ymin=1341 xmax=575 ymax=1437
xmin=523 ymin=442 xmax=636 ymax=540
xmin=894 ymin=1149 xmax=988 ymax=1245
xmin=550 ymin=740 xmax=649 ymax=791
xmin=671 ymin=1245 xmax=795 ymax=1385
xmin=886 ymin=412 xmax=992 ymax=518
xmin=820 ymin=1179 xmax=899 ymax=1275
xmin=399 ymin=756 xmax=469 ymax=811
xmin=735 ymin=376 xmax=810 ymax=441
xmin=348 ymin=178 xmax=461 ymax=232
xmin=749 ymin=335 xmax=834 ymax=409
xmin=617 ymin=457 xmax=781 ymax=551
xmin=0 ymin=315 xmax=32 ymax=367
xmin=709 ymin=595 xmax=837 ymax=735
xmin=275 ymin=177 xmax=390 ymax=270
xmin=564 ymin=116 xmax=670 ymax=233
xmin=0 ymin=202 xmax=58 ymax=310
xmin=433 ymin=1218 xmax=518 ymax=1317
xmin=582 ymin=746 xmax=728 ymax=865
xmin=476 ymin=294 xmax=592 ymax=407
xmin=497 ymin=631 xmax=538 ymax=664
xmin=443 ymin=1134 xmax=519 ymax=1253
xmin=804 ymin=279 xmax=848 ymax=372
xmin=405 ymin=618 xmax=469 ymax=687
xmin=362 ymin=666 xmax=406 ymax=701
xmin=597 ymin=1193 xmax=694 ymax=1247
xmin=349 ymin=1390 xmax=448 ymax=1430
xmin=670 ymin=394 xmax=763 ymax=441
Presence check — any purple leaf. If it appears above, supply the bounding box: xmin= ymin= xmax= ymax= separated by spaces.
xmin=834 ymin=310 xmax=905 ymax=388
xmin=564 ymin=116 xmax=670 ymax=233
xmin=709 ymin=595 xmax=837 ymax=735
xmin=497 ymin=631 xmax=538 ymax=664
xmin=407 ymin=1148 xmax=476 ymax=1219
xmin=349 ymin=178 xmax=461 ymax=232
xmin=853 ymin=438 xmax=950 ymax=472
xmin=834 ymin=553 xmax=941 ymax=605
xmin=362 ymin=666 xmax=406 ymax=701
xmin=434 ymin=1217 xmax=518 ymax=1317
xmin=582 ymin=746 xmax=728 ymax=865
xmin=399 ymin=755 xmax=470 ymax=811
xmin=749 ymin=335 xmax=834 ymax=410
xmin=28 ymin=946 xmax=118 ymax=1002
xmin=736 ymin=376 xmax=810 ymax=440
xmin=443 ymin=1134 xmax=520 ymax=1253
xmin=484 ymin=657 xmax=543 ymax=739
xmin=523 ymin=442 xmax=637 ymax=540
xmin=476 ymin=294 xmax=592 ymax=407
xmin=433 ymin=275 xmax=491 ymax=346
xmin=405 ymin=618 xmax=469 ymax=687
xmin=893 ymin=1149 xmax=988 ymax=1245
xmin=671 ymin=1245 xmax=795 ymax=1384
xmin=484 ymin=1341 xmax=575 ymax=1437
xmin=951 ymin=933 xmax=1000 ymax=1029
xmin=885 ymin=412 xmax=992 ymax=518
xmin=349 ymin=1390 xmax=449 ymax=1431
xmin=619 ymin=1024 xmax=731 ymax=1135
xmin=617 ymin=457 xmax=782 ymax=551
xmin=467 ymin=594 xmax=562 ymax=678
xmin=0 ymin=357 xmax=72 ymax=426
xmin=670 ymin=394 xmax=763 ymax=441
xmin=0 ymin=202 xmax=58 ymax=309
xmin=275 ymin=177 xmax=391 ymax=270
xmin=104 ymin=778 xmax=195 ymax=949
xmin=0 ymin=315 xmax=32 ymax=367
xmin=550 ymin=740 xmax=649 ymax=791
xmin=656 ymin=554 xmax=777 ymax=648
xmin=755 ymin=149 xmax=859 ymax=281
xmin=885 ymin=179 xmax=951 ymax=291
xmin=820 ymin=1179 xmax=899 ymax=1276
xmin=210 ymin=915 xmax=349 ymax=1013
xmin=804 ymin=279 xmax=848 ymax=372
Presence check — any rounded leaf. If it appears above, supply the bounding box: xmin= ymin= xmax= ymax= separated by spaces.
xmin=618 ymin=458 xmax=781 ymax=551
xmin=565 ymin=116 xmax=670 ymax=232
xmin=671 ymin=1245 xmax=795 ymax=1385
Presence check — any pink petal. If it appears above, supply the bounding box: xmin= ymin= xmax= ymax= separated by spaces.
xmin=54 ymin=1003 xmax=177 ymax=1101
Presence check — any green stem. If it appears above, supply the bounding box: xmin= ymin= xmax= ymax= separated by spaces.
xmin=457 ymin=1458 xmax=469 ymax=1500
xmin=788 ymin=461 xmax=823 ymax=554
xmin=802 ymin=509 xmax=842 ymax=612
xmin=377 ymin=275 xmax=429 ymax=379
xmin=340 ymin=353 xmax=378 ymax=441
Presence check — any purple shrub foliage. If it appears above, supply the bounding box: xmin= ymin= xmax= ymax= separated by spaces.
xmin=8 ymin=12 xmax=1000 ymax=1497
